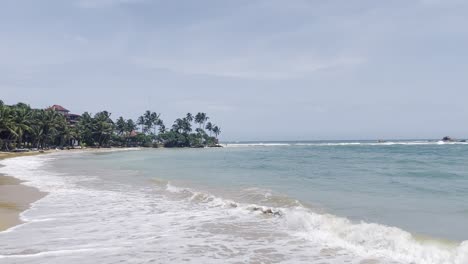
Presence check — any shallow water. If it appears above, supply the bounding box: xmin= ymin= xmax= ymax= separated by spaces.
xmin=1 ymin=141 xmax=468 ymax=263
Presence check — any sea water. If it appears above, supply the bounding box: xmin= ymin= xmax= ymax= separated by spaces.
xmin=1 ymin=141 xmax=468 ymax=263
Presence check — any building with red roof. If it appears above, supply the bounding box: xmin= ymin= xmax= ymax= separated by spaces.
xmin=47 ymin=105 xmax=70 ymax=113
xmin=46 ymin=105 xmax=80 ymax=125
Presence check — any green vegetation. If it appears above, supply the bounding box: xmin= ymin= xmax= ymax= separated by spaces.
xmin=0 ymin=100 xmax=222 ymax=150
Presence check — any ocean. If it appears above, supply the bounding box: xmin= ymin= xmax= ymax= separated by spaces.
xmin=1 ymin=141 xmax=467 ymax=263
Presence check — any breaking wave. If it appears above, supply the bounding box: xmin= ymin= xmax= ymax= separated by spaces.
xmin=224 ymin=141 xmax=468 ymax=147
xmin=1 ymin=152 xmax=467 ymax=264
xmin=163 ymin=182 xmax=468 ymax=264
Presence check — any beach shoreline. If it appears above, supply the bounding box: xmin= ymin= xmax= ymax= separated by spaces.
xmin=0 ymin=174 xmax=47 ymax=232
xmin=0 ymin=148 xmax=140 ymax=232
xmin=0 ymin=152 xmax=50 ymax=232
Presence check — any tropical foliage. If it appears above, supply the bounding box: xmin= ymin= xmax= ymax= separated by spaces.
xmin=0 ymin=100 xmax=222 ymax=150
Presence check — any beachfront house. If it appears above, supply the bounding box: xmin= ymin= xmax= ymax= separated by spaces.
xmin=46 ymin=105 xmax=81 ymax=147
xmin=46 ymin=105 xmax=81 ymax=126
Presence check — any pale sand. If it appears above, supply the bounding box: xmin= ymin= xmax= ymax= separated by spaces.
xmin=0 ymin=148 xmax=140 ymax=231
xmin=0 ymin=175 xmax=47 ymax=231
xmin=0 ymin=152 xmax=49 ymax=231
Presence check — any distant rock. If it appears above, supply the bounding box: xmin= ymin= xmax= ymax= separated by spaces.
xmin=442 ymin=136 xmax=454 ymax=142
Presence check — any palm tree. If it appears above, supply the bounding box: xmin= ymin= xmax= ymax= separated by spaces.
xmin=126 ymin=119 xmax=137 ymax=133
xmin=195 ymin=113 xmax=209 ymax=129
xmin=124 ymin=119 xmax=137 ymax=146
xmin=138 ymin=110 xmax=161 ymax=136
xmin=172 ymin=118 xmax=184 ymax=133
xmin=158 ymin=123 xmax=166 ymax=134
xmin=13 ymin=106 xmax=32 ymax=148
xmin=212 ymin=126 xmax=221 ymax=139
xmin=29 ymin=124 xmax=43 ymax=149
xmin=77 ymin=112 xmax=94 ymax=147
xmin=137 ymin=115 xmax=145 ymax=133
xmin=186 ymin=113 xmax=193 ymax=123
xmin=194 ymin=113 xmax=203 ymax=129
xmin=182 ymin=118 xmax=192 ymax=133
xmin=116 ymin=117 xmax=127 ymax=136
xmin=143 ymin=110 xmax=153 ymax=134
xmin=205 ymin=122 xmax=213 ymax=136
xmin=150 ymin=112 xmax=161 ymax=135
xmin=93 ymin=111 xmax=114 ymax=147
xmin=34 ymin=109 xmax=66 ymax=148
xmin=0 ymin=104 xmax=14 ymax=135
xmin=56 ymin=117 xmax=72 ymax=147
xmin=203 ymin=114 xmax=209 ymax=128
xmin=0 ymin=104 xmax=17 ymax=150
xmin=0 ymin=99 xmax=225 ymax=149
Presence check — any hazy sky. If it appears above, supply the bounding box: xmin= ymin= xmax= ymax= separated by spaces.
xmin=1 ymin=0 xmax=468 ymax=141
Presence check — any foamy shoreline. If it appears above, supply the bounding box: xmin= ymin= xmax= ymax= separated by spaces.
xmin=0 ymin=147 xmax=467 ymax=263
xmin=0 ymin=151 xmax=52 ymax=231
xmin=0 ymin=148 xmax=142 ymax=232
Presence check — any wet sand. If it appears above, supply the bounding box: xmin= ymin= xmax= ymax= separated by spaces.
xmin=0 ymin=152 xmax=48 ymax=231
xmin=0 ymin=148 xmax=140 ymax=231
xmin=0 ymin=175 xmax=47 ymax=231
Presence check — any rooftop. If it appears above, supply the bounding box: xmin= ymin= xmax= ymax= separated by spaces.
xmin=47 ymin=105 xmax=70 ymax=112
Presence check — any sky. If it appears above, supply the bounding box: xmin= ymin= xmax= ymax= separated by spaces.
xmin=1 ymin=0 xmax=468 ymax=141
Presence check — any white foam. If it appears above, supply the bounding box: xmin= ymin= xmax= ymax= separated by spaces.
xmin=1 ymin=153 xmax=467 ymax=264
xmin=224 ymin=141 xmax=468 ymax=147
xmin=163 ymin=182 xmax=468 ymax=264
xmin=284 ymin=208 xmax=468 ymax=264
xmin=224 ymin=143 xmax=292 ymax=147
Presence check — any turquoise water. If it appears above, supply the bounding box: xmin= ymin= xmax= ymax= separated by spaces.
xmin=84 ymin=142 xmax=468 ymax=240
xmin=1 ymin=141 xmax=468 ymax=263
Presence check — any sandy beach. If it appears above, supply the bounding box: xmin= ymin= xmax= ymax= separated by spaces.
xmin=0 ymin=148 xmax=141 ymax=232
xmin=0 ymin=152 xmax=49 ymax=231
xmin=0 ymin=175 xmax=46 ymax=231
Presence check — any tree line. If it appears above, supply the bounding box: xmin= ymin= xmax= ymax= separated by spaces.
xmin=0 ymin=100 xmax=221 ymax=150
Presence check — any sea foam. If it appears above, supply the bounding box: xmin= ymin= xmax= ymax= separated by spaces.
xmin=162 ymin=181 xmax=468 ymax=264
xmin=1 ymin=153 xmax=467 ymax=264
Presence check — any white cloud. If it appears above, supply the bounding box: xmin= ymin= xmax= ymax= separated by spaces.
xmin=131 ymin=56 xmax=365 ymax=80
xmin=75 ymin=0 xmax=145 ymax=8
xmin=64 ymin=34 xmax=89 ymax=45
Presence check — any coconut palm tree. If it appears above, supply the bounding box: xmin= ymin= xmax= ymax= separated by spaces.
xmin=126 ymin=119 xmax=137 ymax=134
xmin=172 ymin=118 xmax=184 ymax=133
xmin=1 ymin=99 xmax=225 ymax=149
xmin=212 ymin=126 xmax=221 ymax=139
xmin=203 ymin=114 xmax=209 ymax=128
xmin=77 ymin=112 xmax=94 ymax=146
xmin=0 ymin=104 xmax=17 ymax=150
xmin=194 ymin=113 xmax=204 ymax=129
xmin=150 ymin=112 xmax=161 ymax=135
xmin=123 ymin=119 xmax=137 ymax=146
xmin=29 ymin=124 xmax=43 ymax=149
xmin=195 ymin=112 xmax=209 ymax=129
xmin=116 ymin=117 xmax=127 ymax=136
xmin=186 ymin=113 xmax=193 ymax=123
xmin=56 ymin=117 xmax=73 ymax=147
xmin=137 ymin=115 xmax=145 ymax=133
xmin=34 ymin=109 xmax=66 ymax=148
xmin=93 ymin=111 xmax=114 ymax=147
xmin=12 ymin=106 xmax=32 ymax=148
xmin=158 ymin=123 xmax=166 ymax=134
xmin=205 ymin=122 xmax=213 ymax=136
xmin=182 ymin=118 xmax=192 ymax=133
xmin=143 ymin=110 xmax=152 ymax=133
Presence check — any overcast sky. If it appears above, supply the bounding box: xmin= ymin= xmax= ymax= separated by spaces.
xmin=1 ymin=0 xmax=468 ymax=141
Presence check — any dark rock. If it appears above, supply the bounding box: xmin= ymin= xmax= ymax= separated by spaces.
xmin=442 ymin=136 xmax=454 ymax=142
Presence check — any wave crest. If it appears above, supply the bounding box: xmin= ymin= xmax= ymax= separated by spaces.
xmin=164 ymin=182 xmax=468 ymax=264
